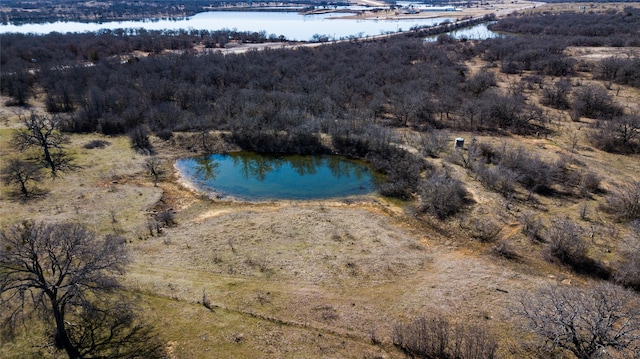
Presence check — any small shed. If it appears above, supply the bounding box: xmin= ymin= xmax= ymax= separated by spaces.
xmin=454 ymin=137 xmax=464 ymax=149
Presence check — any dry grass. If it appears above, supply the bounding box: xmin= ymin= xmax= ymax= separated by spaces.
xmin=524 ymin=2 xmax=638 ymax=15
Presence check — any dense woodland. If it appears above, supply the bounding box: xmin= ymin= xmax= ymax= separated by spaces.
xmin=2 ymin=6 xmax=640 ymax=358
xmin=2 ymin=9 xmax=640 ymax=192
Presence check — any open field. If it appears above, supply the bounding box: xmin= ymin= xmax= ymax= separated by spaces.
xmin=2 ymin=54 xmax=639 ymax=356
xmin=2 ymin=3 xmax=640 ymax=358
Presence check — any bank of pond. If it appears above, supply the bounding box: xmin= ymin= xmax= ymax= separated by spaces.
xmin=176 ymin=152 xmax=382 ymax=200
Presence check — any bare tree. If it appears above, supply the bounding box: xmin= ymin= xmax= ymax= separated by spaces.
xmin=12 ymin=112 xmax=73 ymax=177
xmin=0 ymin=221 xmax=159 ymax=359
xmin=605 ymin=181 xmax=640 ymax=222
xmin=393 ymin=313 xmax=497 ymax=359
xmin=571 ymin=84 xmax=623 ymax=121
xmin=615 ymin=222 xmax=640 ymax=291
xmin=144 ymin=157 xmax=166 ymax=187
xmin=418 ymin=171 xmax=470 ymax=219
xmin=592 ymin=115 xmax=640 ymax=154
xmin=517 ymin=282 xmax=640 ymax=359
xmin=544 ymin=218 xmax=587 ymax=265
xmin=1 ymin=158 xmax=44 ymax=198
xmin=541 ymin=79 xmax=572 ymax=110
xmin=128 ymin=125 xmax=154 ymax=155
xmin=599 ymin=56 xmax=625 ymax=89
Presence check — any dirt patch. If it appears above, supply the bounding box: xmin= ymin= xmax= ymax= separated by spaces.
xmin=565 ymin=46 xmax=640 ymax=62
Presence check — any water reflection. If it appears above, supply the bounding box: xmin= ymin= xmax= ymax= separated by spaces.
xmin=176 ymin=152 xmax=377 ymax=200
xmin=232 ymin=153 xmax=283 ymax=181
xmin=424 ymin=22 xmax=500 ymax=42
xmin=0 ymin=11 xmax=453 ymax=41
xmin=326 ymin=155 xmax=368 ymax=179
xmin=193 ymin=156 xmax=220 ymax=181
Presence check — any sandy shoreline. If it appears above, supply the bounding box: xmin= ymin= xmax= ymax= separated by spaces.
xmin=311 ymin=1 xmax=545 ymax=21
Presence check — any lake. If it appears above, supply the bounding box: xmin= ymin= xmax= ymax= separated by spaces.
xmin=0 ymin=10 xmax=453 ymax=41
xmin=424 ymin=22 xmax=500 ymax=42
xmin=175 ymin=152 xmax=379 ymax=200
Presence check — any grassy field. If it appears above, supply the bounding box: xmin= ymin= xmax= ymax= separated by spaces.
xmin=1 ymin=5 xmax=640 ymax=357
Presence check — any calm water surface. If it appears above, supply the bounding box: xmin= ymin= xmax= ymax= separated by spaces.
xmin=0 ymin=11 xmax=453 ymax=41
xmin=176 ymin=152 xmax=379 ymax=200
xmin=424 ymin=22 xmax=500 ymax=42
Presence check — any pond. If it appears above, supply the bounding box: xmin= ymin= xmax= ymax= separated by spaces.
xmin=175 ymin=152 xmax=380 ymax=200
xmin=0 ymin=10 xmax=453 ymax=41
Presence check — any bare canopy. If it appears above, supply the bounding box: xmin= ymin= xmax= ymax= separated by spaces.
xmin=0 ymin=221 xmax=129 ymax=358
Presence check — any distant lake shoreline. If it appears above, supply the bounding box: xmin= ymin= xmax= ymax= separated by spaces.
xmin=0 ymin=10 xmax=455 ymax=41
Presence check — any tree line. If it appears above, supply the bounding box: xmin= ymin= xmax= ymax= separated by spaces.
xmin=2 ymin=8 xmax=639 ymax=197
xmin=0 ymin=0 xmax=332 ymax=24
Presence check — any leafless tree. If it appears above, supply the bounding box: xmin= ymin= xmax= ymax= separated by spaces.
xmin=517 ymin=282 xmax=640 ymax=359
xmin=605 ymin=181 xmax=640 ymax=222
xmin=615 ymin=222 xmax=640 ymax=291
xmin=1 ymin=158 xmax=44 ymax=198
xmin=545 ymin=218 xmax=587 ymax=264
xmin=418 ymin=171 xmax=470 ymax=219
xmin=592 ymin=114 xmax=640 ymax=154
xmin=144 ymin=156 xmax=166 ymax=187
xmin=520 ymin=211 xmax=544 ymax=242
xmin=11 ymin=113 xmax=73 ymax=177
xmin=541 ymin=79 xmax=572 ymax=110
xmin=599 ymin=56 xmax=625 ymax=89
xmin=392 ymin=313 xmax=497 ymax=359
xmin=0 ymin=221 xmax=163 ymax=358
xmin=570 ymin=84 xmax=623 ymax=121
xmin=128 ymin=125 xmax=154 ymax=155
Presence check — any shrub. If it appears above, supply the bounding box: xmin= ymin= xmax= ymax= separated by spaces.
xmin=466 ymin=217 xmax=502 ymax=243
xmin=155 ymin=208 xmax=176 ymax=228
xmin=474 ymin=163 xmax=518 ymax=197
xmin=590 ymin=115 xmax=640 ymax=154
xmin=367 ymin=145 xmax=426 ymax=200
xmin=578 ymin=171 xmax=602 ymax=197
xmin=615 ymin=222 xmax=640 ymax=291
xmin=128 ymin=126 xmax=154 ymax=155
xmin=155 ymin=128 xmax=174 ymax=141
xmin=604 ymin=181 xmax=640 ymax=222
xmin=418 ymin=171 xmax=470 ymax=219
xmin=545 ymin=218 xmax=587 ymax=264
xmin=83 ymin=139 xmax=110 ymax=149
xmin=470 ymin=144 xmax=563 ymax=197
xmin=571 ymin=84 xmax=623 ymax=121
xmin=520 ymin=212 xmax=544 ymax=242
xmin=421 ymin=130 xmax=450 ymax=158
xmin=491 ymin=240 xmax=519 ymax=260
xmin=540 ymin=79 xmax=571 ymax=110
xmin=544 ymin=218 xmax=610 ymax=279
xmin=392 ymin=314 xmax=497 ymax=359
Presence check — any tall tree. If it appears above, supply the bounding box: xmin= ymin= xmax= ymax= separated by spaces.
xmin=12 ymin=113 xmax=73 ymax=177
xmin=0 ymin=221 xmax=162 ymax=358
xmin=517 ymin=283 xmax=640 ymax=359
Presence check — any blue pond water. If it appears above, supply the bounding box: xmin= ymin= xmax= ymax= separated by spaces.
xmin=176 ymin=152 xmax=378 ymax=200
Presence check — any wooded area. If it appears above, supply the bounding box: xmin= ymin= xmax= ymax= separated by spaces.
xmin=2 ymin=5 xmax=640 ymax=359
